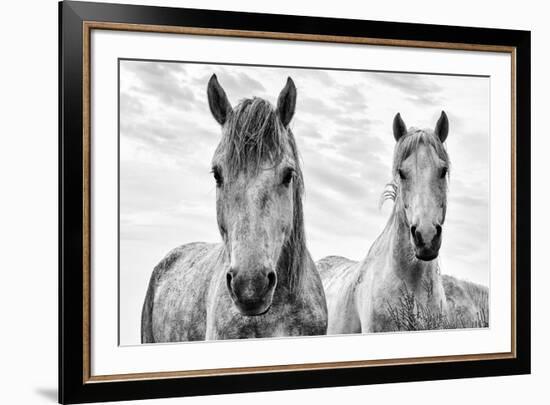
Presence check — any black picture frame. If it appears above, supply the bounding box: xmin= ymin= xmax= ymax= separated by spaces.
xmin=59 ymin=1 xmax=531 ymax=403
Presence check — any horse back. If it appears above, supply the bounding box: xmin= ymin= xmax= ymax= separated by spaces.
xmin=317 ymin=256 xmax=356 ymax=278
xmin=316 ymin=255 xmax=361 ymax=334
xmin=442 ymin=274 xmax=489 ymax=324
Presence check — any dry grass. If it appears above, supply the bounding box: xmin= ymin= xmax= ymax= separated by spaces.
xmin=385 ymin=277 xmax=489 ymax=331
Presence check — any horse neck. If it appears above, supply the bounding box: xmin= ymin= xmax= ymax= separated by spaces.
xmin=276 ymin=191 xmax=306 ymax=296
xmin=276 ymin=240 xmax=303 ymax=293
xmin=383 ymin=201 xmax=439 ymax=289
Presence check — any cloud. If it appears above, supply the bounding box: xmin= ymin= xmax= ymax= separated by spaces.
xmin=339 ymin=116 xmax=382 ymax=131
xmin=452 ymin=194 xmax=488 ymax=209
xmin=122 ymin=61 xmax=195 ymax=108
xmin=306 ymin=158 xmax=369 ymax=200
xmin=405 ymin=93 xmax=443 ymax=106
xmin=120 ymin=93 xmax=144 ymax=116
xmin=372 ymin=72 xmax=443 ymax=94
xmin=285 ymin=69 xmax=337 ymax=88
xmin=304 ymin=187 xmax=379 ymax=242
xmin=370 ymin=72 xmax=444 ymax=106
xmin=221 ymin=71 xmax=266 ymax=96
xmin=336 ymin=84 xmax=369 ymax=111
xmin=298 ymin=95 xmax=343 ymax=117
xmin=192 ymin=68 xmax=267 ymax=104
xmin=120 ymin=115 xmax=218 ymax=164
xmin=295 ymin=124 xmax=323 ymax=140
xmin=332 ymin=126 xmax=388 ymax=153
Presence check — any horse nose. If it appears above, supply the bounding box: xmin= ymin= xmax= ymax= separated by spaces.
xmin=226 ymin=267 xmax=277 ymax=304
xmin=411 ymin=224 xmax=441 ymax=247
xmin=411 ymin=225 xmax=427 ymax=247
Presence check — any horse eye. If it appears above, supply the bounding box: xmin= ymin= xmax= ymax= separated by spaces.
xmin=440 ymin=167 xmax=448 ymax=179
xmin=398 ymin=169 xmax=407 ymax=180
xmin=212 ymin=167 xmax=223 ymax=187
xmin=281 ymin=168 xmax=294 ymax=186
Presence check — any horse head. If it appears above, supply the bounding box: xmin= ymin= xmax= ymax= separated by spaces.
xmin=207 ymin=74 xmax=304 ymax=316
xmin=392 ymin=111 xmax=450 ymax=261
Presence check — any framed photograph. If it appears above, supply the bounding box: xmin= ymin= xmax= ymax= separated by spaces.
xmin=59 ymin=1 xmax=530 ymax=403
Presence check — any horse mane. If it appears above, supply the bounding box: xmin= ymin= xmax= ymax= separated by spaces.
xmin=380 ymin=127 xmax=450 ymax=206
xmin=379 ymin=181 xmax=398 ymax=207
xmin=217 ymin=97 xmax=306 ymax=294
xmin=218 ymin=98 xmax=288 ymax=177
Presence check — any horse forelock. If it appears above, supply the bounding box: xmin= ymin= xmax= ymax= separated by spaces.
xmin=380 ymin=128 xmax=450 ymax=206
xmin=216 ymin=97 xmax=306 ymax=294
xmin=216 ymin=98 xmax=294 ymax=177
xmin=393 ymin=128 xmax=450 ymax=174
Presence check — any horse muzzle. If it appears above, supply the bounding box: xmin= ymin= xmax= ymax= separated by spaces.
xmin=226 ymin=268 xmax=277 ymax=316
xmin=410 ymin=224 xmax=442 ymax=261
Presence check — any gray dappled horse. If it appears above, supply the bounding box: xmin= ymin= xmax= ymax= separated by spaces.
xmin=319 ymin=112 xmax=451 ymax=333
xmin=141 ymin=75 xmax=327 ymax=342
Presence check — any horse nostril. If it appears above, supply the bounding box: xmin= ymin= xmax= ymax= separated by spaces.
xmin=411 ymin=226 xmax=425 ymax=246
xmin=266 ymin=271 xmax=277 ymax=290
xmin=435 ymin=224 xmax=442 ymax=237
xmin=226 ymin=270 xmax=234 ymax=291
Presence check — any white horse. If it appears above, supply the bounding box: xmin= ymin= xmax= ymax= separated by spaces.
xmin=318 ymin=112 xmax=451 ymax=333
xmin=141 ymin=75 xmax=327 ymax=342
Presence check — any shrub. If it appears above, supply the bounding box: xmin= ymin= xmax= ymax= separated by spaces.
xmin=385 ymin=278 xmax=489 ymax=331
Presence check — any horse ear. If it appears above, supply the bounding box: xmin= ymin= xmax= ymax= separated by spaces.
xmin=434 ymin=111 xmax=449 ymax=143
xmin=207 ymin=74 xmax=232 ymax=125
xmin=393 ymin=113 xmax=407 ymax=141
xmin=277 ymin=77 xmax=297 ymax=127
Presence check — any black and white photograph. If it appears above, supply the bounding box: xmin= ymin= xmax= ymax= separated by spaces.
xmin=118 ymin=60 xmax=490 ymax=345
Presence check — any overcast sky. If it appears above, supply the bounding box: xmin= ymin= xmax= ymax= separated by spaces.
xmin=119 ymin=60 xmax=490 ymax=345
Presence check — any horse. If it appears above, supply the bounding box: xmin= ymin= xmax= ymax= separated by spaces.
xmin=141 ymin=74 xmax=328 ymax=342
xmin=318 ymin=112 xmax=451 ymax=333
xmin=441 ymin=274 xmax=489 ymax=328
